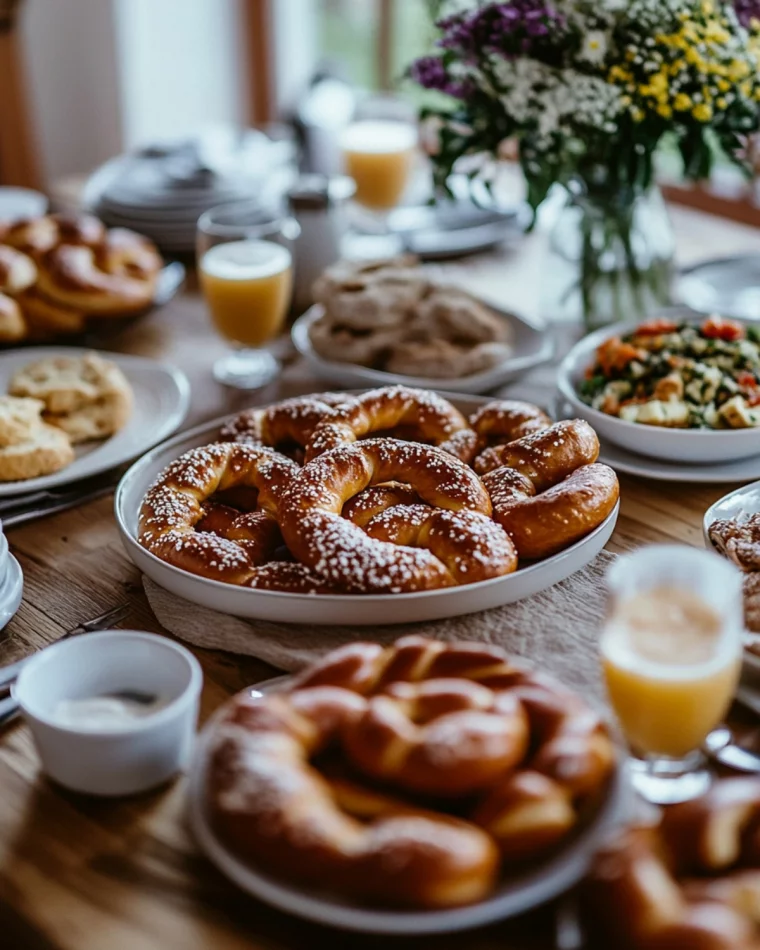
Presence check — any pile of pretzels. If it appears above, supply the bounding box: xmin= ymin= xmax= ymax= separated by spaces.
xmin=0 ymin=211 xmax=162 ymax=342
xmin=582 ymin=778 xmax=760 ymax=950
xmin=206 ymin=636 xmax=618 ymax=908
xmin=138 ymin=385 xmax=620 ymax=594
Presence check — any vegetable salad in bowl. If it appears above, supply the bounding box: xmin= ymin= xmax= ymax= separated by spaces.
xmin=580 ymin=316 xmax=760 ymax=430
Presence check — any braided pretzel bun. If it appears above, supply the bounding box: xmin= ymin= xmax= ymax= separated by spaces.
xmin=469 ymin=399 xmax=551 ymax=450
xmin=482 ymin=463 xmax=620 ymax=559
xmin=582 ymin=779 xmax=760 ymax=950
xmin=219 ymin=392 xmax=347 ymax=458
xmin=138 ymin=442 xmax=297 ymax=584
xmin=208 ymin=637 xmax=617 ymax=906
xmin=305 ymin=386 xmax=479 ymax=464
xmin=0 ymin=245 xmax=36 ymax=294
xmin=208 ymin=687 xmax=500 ymax=908
xmin=36 ymin=244 xmax=156 ymax=316
xmin=279 ymin=439 xmax=518 ymax=592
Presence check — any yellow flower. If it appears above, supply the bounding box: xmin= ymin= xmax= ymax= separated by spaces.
xmin=702 ymin=0 xmax=714 ymax=14
xmin=728 ymin=59 xmax=751 ymax=81
xmin=657 ymin=103 xmax=673 ymax=119
xmin=717 ymin=77 xmax=730 ymax=91
xmin=692 ymin=102 xmax=713 ymax=121
xmin=740 ymin=79 xmax=753 ymax=98
xmin=631 ymin=107 xmax=645 ymax=123
xmin=716 ymin=96 xmax=728 ymax=108
xmin=649 ymin=71 xmax=669 ymax=96
xmin=620 ymin=94 xmax=632 ymax=107
xmin=674 ymin=92 xmax=693 ymax=111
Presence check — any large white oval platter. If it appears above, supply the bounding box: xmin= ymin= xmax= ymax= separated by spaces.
xmin=0 ymin=348 xmax=190 ymax=497
xmin=115 ymin=392 xmax=619 ymax=625
xmin=292 ymin=303 xmax=554 ymax=395
xmin=188 ymin=676 xmax=627 ymax=935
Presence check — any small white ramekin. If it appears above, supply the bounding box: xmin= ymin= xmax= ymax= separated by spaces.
xmin=14 ymin=630 xmax=203 ymax=796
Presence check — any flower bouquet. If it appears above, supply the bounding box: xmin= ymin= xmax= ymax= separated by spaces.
xmin=411 ymin=0 xmax=760 ymax=329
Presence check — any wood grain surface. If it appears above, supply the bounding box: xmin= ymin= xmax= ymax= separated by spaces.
xmin=1 ymin=207 xmax=760 ymax=950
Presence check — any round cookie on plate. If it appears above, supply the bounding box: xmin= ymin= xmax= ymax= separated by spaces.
xmin=9 ymin=352 xmax=133 ymax=443
xmin=0 ymin=394 xmax=74 ymax=481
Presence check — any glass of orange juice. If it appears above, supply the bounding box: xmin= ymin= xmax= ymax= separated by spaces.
xmin=601 ymin=545 xmax=743 ymax=805
xmin=339 ymin=120 xmax=418 ymax=215
xmin=197 ymin=205 xmax=299 ymax=389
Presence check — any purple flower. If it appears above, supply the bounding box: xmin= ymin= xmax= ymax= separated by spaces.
xmin=735 ymin=0 xmax=760 ymax=27
xmin=435 ymin=1 xmax=564 ymax=57
xmin=408 ymin=55 xmax=473 ymax=99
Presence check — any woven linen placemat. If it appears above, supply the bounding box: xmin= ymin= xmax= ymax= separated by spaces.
xmin=143 ymin=548 xmax=615 ymax=709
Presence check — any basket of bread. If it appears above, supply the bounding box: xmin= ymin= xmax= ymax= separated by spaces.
xmin=0 ymin=211 xmax=166 ymax=344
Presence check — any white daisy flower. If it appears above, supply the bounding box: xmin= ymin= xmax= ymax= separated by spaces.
xmin=579 ymin=30 xmax=610 ymax=64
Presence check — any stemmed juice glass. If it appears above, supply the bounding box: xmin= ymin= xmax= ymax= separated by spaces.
xmin=196 ymin=203 xmax=299 ymax=389
xmin=339 ymin=119 xmax=418 ymax=218
xmin=601 ymin=545 xmax=743 ymax=804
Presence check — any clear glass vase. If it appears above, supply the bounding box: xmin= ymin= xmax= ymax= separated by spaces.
xmin=542 ymin=186 xmax=675 ymax=333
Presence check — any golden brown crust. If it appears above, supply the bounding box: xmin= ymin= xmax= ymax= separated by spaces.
xmin=305 ymin=385 xmax=478 ymax=464
xmin=207 ymin=636 xmax=617 ymax=908
xmin=0 ymin=245 xmax=37 ymax=294
xmin=473 ymin=418 xmax=600 ymax=481
xmin=469 ymin=399 xmax=552 ymax=448
xmin=0 ymin=293 xmax=27 ymax=342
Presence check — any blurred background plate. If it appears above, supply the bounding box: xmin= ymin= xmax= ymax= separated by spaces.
xmin=677 ymin=255 xmax=760 ymax=320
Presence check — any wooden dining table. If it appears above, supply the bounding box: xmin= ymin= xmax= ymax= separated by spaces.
xmin=1 ymin=204 xmax=760 ymax=950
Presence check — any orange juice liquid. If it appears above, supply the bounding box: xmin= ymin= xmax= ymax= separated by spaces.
xmin=601 ymin=586 xmax=740 ymax=758
xmin=341 ymin=121 xmax=417 ymax=210
xmin=200 ymin=240 xmax=292 ymax=347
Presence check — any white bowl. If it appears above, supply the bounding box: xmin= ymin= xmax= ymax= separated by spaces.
xmin=114 ymin=395 xmax=619 ymax=626
xmin=15 ymin=630 xmax=202 ymax=796
xmin=188 ymin=675 xmax=628 ymax=935
xmin=291 ymin=303 xmax=554 ymax=395
xmin=557 ymin=319 xmax=760 ymax=464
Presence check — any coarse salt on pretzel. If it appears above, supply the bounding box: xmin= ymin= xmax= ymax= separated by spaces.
xmin=473 ymin=418 xmax=599 ymax=480
xmin=469 ymin=399 xmax=551 ymax=449
xmin=304 ymin=385 xmax=478 ymax=464
xmin=279 ymin=439 xmax=514 ymax=592
xmin=341 ymin=482 xmax=423 ymax=527
xmin=138 ymin=442 xmax=297 ymax=584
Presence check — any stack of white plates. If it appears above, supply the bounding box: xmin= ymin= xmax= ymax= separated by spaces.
xmin=83 ymin=132 xmax=296 ymax=254
xmin=0 ymin=521 xmax=23 ymax=632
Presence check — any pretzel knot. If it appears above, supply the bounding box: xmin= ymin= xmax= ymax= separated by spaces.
xmin=469 ymin=399 xmax=552 ymax=458
xmin=304 ymin=385 xmax=479 ymax=464
xmin=138 ymin=442 xmax=298 ymax=584
xmin=279 ymin=439 xmax=517 ymax=593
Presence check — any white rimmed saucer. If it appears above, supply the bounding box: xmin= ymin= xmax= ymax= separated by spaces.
xmin=187 ymin=675 xmax=628 ymax=935
xmin=0 ymin=348 xmax=190 ymax=497
xmin=115 ymin=392 xmax=619 ymax=626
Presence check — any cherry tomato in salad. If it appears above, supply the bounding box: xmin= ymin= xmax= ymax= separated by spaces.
xmin=701 ymin=316 xmax=745 ymax=341
xmin=596 ymin=338 xmax=644 ymax=375
xmin=737 ymin=371 xmax=758 ymax=388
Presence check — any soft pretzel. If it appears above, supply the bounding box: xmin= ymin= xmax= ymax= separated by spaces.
xmin=341 ymin=678 xmax=530 ymax=795
xmin=138 ymin=442 xmax=298 ymax=584
xmin=279 ymin=439 xmax=516 ymax=592
xmin=342 ymin=482 xmax=423 ymax=527
xmin=474 ymin=418 xmax=600 ymax=480
xmin=469 ymin=400 xmax=551 ymax=449
xmin=0 ymin=294 xmax=26 ymax=342
xmin=15 ymin=287 xmax=86 ymax=336
xmin=207 ymin=636 xmax=617 ymax=907
xmin=97 ymin=228 xmax=162 ymax=281
xmin=0 ymin=245 xmax=36 ymax=294
xmin=482 ymin=463 xmax=619 ymax=559
xmin=305 ymin=386 xmax=479 ymax=464
xmin=36 ymin=244 xmax=155 ymax=316
xmin=220 ymin=392 xmax=347 ymax=459
xmin=582 ymin=779 xmax=760 ymax=950
xmin=208 ymin=686 xmax=501 ymax=908
xmin=2 ymin=212 xmax=105 ymax=258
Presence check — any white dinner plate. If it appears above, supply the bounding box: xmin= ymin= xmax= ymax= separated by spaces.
xmin=0 ymin=348 xmax=190 ymax=497
xmin=291 ymin=304 xmax=554 ymax=396
xmin=187 ymin=675 xmax=628 ymax=935
xmin=115 ymin=392 xmax=619 ymax=625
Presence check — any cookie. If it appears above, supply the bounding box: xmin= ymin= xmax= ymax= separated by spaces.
xmin=385 ymin=339 xmax=513 ymax=379
xmin=415 ymin=287 xmax=512 ymax=344
xmin=9 ymin=352 xmax=133 ymax=441
xmin=0 ymin=395 xmax=46 ymax=447
xmin=0 ymin=423 xmax=74 ymax=481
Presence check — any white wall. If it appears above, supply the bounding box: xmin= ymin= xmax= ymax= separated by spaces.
xmin=272 ymin=0 xmax=318 ymax=114
xmin=20 ymin=0 xmax=125 ymax=185
xmin=112 ymin=0 xmax=246 ymax=149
